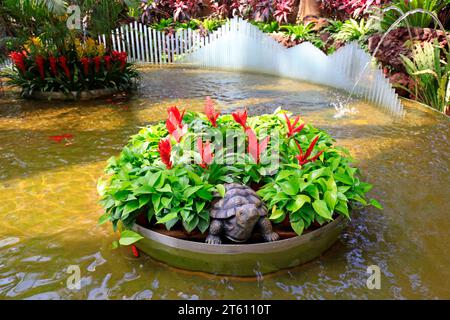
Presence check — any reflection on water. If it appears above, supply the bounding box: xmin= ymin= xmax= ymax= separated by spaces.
xmin=0 ymin=66 xmax=449 ymax=299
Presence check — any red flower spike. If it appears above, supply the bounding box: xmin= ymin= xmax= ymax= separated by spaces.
xmin=158 ymin=137 xmax=173 ymax=169
xmin=80 ymin=57 xmax=90 ymax=76
xmin=232 ymin=109 xmax=248 ymax=129
xmin=49 ymin=56 xmax=58 ymax=76
xmin=166 ymin=106 xmax=187 ymax=143
xmin=197 ymin=138 xmax=214 ymax=168
xmin=104 ymin=55 xmax=112 ymax=70
xmin=58 ymin=56 xmax=71 ymax=80
xmin=284 ymin=113 xmax=305 ymax=138
xmin=295 ymin=135 xmax=323 ymax=166
xmin=167 ymin=106 xmax=185 ymax=127
xmin=93 ymin=56 xmax=102 ymax=72
xmin=9 ymin=51 xmax=26 ymax=74
xmin=204 ymin=96 xmax=220 ymax=127
xmin=246 ymin=128 xmax=270 ymax=164
xmin=35 ymin=55 xmax=45 ymax=80
xmin=131 ymin=245 xmax=139 ymax=257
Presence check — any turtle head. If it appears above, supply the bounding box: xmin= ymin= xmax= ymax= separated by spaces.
xmin=235 ymin=204 xmax=260 ymax=228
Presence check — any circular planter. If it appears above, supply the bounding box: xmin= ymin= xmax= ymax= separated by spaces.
xmin=24 ymin=88 xmax=118 ymax=101
xmin=132 ymin=216 xmax=347 ymax=276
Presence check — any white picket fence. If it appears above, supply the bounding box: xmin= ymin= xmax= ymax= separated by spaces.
xmin=99 ymin=21 xmax=207 ymax=64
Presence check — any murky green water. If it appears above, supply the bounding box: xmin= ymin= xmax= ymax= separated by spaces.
xmin=0 ymin=67 xmax=449 ymax=299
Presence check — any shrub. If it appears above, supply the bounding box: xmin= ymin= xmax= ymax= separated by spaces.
xmin=322 ymin=0 xmax=388 ymax=18
xmin=380 ymin=0 xmax=447 ymax=30
xmin=333 ymin=18 xmax=376 ymax=42
xmin=98 ymin=99 xmax=381 ymax=245
xmin=400 ymin=41 xmax=450 ymax=113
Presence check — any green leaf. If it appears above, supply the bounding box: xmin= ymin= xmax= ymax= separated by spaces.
xmin=334 ymin=172 xmax=353 ymax=185
xmin=98 ymin=213 xmax=111 ymax=225
xmin=310 ymin=167 xmax=330 ymax=181
xmin=324 ymin=190 xmax=337 ymax=211
xmin=138 ymin=194 xmax=150 ymax=208
xmin=276 ymin=170 xmax=294 ymax=181
xmin=156 ymin=184 xmax=172 ymax=193
xmin=304 ymin=184 xmax=319 ymax=199
xmin=122 ymin=200 xmax=139 ymax=218
xmin=183 ymin=185 xmax=203 ymax=198
xmin=269 ymin=207 xmax=285 ymax=220
xmin=161 ymin=196 xmax=171 ymax=208
xmin=312 ymin=199 xmax=332 ymax=220
xmin=335 ymin=201 xmax=349 ymax=218
xmin=119 ymin=230 xmax=144 ymax=246
xmin=286 ymin=195 xmax=311 ymax=213
xmin=152 ymin=194 xmax=162 ymax=213
xmin=291 ymin=219 xmax=305 ymax=236
xmin=196 ymin=201 xmax=206 ymax=213
xmin=196 ymin=187 xmax=213 ymax=201
xmin=215 ymin=184 xmax=226 ymax=197
xmin=157 ymin=211 xmax=178 ymax=224
xmin=369 ymin=199 xmax=383 ymax=210
xmin=280 ymin=180 xmax=299 ymax=195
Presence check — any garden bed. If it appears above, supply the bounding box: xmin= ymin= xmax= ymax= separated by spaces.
xmin=98 ymin=97 xmax=381 ymax=272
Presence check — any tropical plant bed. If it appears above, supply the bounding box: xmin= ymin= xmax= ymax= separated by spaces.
xmin=3 ymin=37 xmax=139 ymax=99
xmin=98 ymin=97 xmax=382 ymax=254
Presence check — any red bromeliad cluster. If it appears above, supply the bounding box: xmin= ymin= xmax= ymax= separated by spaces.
xmin=158 ymin=98 xmax=323 ymax=169
xmin=8 ymin=50 xmax=128 ymax=80
xmin=282 ymin=113 xmax=322 ymax=166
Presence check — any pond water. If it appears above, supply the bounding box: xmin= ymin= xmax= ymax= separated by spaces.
xmin=0 ymin=66 xmax=449 ymax=299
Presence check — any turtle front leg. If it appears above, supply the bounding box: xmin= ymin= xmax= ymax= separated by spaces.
xmin=257 ymin=217 xmax=279 ymax=242
xmin=205 ymin=219 xmax=223 ymax=244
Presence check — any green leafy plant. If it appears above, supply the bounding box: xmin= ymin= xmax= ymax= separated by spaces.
xmin=280 ymin=23 xmax=315 ymax=41
xmin=252 ymin=21 xmax=280 ymax=33
xmin=323 ymin=20 xmax=344 ymax=34
xmin=381 ymin=0 xmax=447 ymax=30
xmin=333 ymin=18 xmax=376 ymax=42
xmin=98 ymin=99 xmax=381 ymax=246
xmin=400 ymin=41 xmax=449 ymax=113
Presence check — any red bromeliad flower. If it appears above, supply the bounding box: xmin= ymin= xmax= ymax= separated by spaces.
xmin=246 ymin=128 xmax=270 ymax=164
xmin=58 ymin=56 xmax=71 ymax=80
xmin=204 ymin=96 xmax=220 ymax=127
xmin=35 ymin=55 xmax=45 ymax=80
xmin=158 ymin=137 xmax=173 ymax=169
xmin=284 ymin=113 xmax=305 ymax=138
xmin=112 ymin=51 xmax=127 ymax=70
xmin=166 ymin=106 xmax=187 ymax=143
xmin=295 ymin=135 xmax=323 ymax=166
xmin=196 ymin=138 xmax=214 ymax=168
xmin=93 ymin=56 xmax=102 ymax=72
xmin=49 ymin=56 xmax=58 ymax=76
xmin=9 ymin=51 xmax=26 ymax=74
xmin=232 ymin=109 xmax=248 ymax=129
xmin=80 ymin=57 xmax=90 ymax=75
xmin=104 ymin=55 xmax=112 ymax=70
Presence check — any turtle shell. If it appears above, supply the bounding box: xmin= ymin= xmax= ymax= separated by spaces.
xmin=210 ymin=183 xmax=268 ymax=219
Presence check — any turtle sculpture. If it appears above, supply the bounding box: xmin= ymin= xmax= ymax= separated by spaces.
xmin=205 ymin=183 xmax=280 ymax=244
